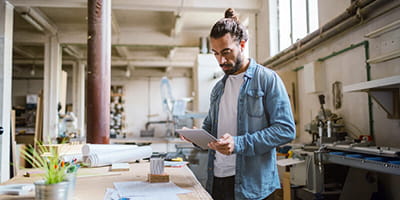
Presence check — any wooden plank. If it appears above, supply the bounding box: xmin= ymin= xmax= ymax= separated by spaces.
xmin=283 ymin=171 xmax=291 ymax=200
xmin=10 ymin=110 xmax=17 ymax=177
xmin=34 ymin=91 xmax=43 ymax=146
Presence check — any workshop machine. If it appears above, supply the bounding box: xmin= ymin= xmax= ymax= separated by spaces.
xmin=140 ymin=77 xmax=206 ymax=137
xmin=289 ymin=95 xmax=400 ymax=200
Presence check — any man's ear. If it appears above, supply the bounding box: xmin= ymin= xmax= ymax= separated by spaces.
xmin=239 ymin=40 xmax=246 ymax=51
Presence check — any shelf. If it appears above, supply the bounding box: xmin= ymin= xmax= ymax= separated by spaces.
xmin=367 ymin=49 xmax=400 ymax=64
xmin=364 ymin=19 xmax=400 ymax=38
xmin=110 ymin=85 xmax=126 ymax=138
xmin=343 ymin=75 xmax=400 ymax=92
xmin=343 ymin=75 xmax=400 ymax=119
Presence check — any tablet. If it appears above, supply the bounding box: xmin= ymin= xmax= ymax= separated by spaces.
xmin=175 ymin=129 xmax=217 ymax=149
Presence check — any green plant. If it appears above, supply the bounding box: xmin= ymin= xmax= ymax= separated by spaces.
xmin=22 ymin=143 xmax=72 ymax=184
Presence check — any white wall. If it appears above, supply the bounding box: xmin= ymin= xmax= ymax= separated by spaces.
xmin=12 ymin=69 xmax=73 ymax=110
xmin=112 ymin=76 xmax=193 ymax=138
xmin=12 ymin=79 xmax=43 ymax=107
xmin=275 ymin=2 xmax=400 ymax=147
xmin=318 ymin=0 xmax=350 ymax=26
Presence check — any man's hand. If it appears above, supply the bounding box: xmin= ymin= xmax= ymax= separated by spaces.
xmin=179 ymin=134 xmax=192 ymax=143
xmin=208 ymin=133 xmax=235 ymax=155
xmin=178 ymin=126 xmax=196 ymax=143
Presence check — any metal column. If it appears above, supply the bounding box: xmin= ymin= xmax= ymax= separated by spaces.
xmin=86 ymin=0 xmax=111 ymax=144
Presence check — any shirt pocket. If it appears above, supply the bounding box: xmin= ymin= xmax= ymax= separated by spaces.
xmin=246 ymin=89 xmax=265 ymax=117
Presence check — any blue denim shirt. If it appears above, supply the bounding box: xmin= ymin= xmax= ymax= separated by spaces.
xmin=202 ymin=58 xmax=296 ymax=200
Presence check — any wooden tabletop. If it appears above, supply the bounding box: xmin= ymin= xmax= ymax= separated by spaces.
xmin=0 ymin=162 xmax=212 ymax=200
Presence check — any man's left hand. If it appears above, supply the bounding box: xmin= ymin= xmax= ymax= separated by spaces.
xmin=208 ymin=133 xmax=235 ymax=155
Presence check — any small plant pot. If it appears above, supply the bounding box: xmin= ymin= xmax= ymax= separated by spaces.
xmin=34 ymin=180 xmax=70 ymax=200
xmin=66 ymin=173 xmax=77 ymax=198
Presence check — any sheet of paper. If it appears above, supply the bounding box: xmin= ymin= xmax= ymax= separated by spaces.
xmin=113 ymin=181 xmax=191 ymax=198
xmin=0 ymin=184 xmax=34 ymax=195
xmin=104 ymin=187 xmax=180 ymax=200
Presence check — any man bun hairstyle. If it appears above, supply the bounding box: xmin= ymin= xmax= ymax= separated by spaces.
xmin=210 ymin=8 xmax=248 ymax=43
xmin=224 ymin=8 xmax=238 ymax=21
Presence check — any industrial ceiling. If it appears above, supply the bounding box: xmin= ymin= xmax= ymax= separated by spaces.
xmin=9 ymin=0 xmax=261 ymax=77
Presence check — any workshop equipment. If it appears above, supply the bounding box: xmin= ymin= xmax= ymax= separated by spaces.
xmin=305 ymin=95 xmax=346 ymax=146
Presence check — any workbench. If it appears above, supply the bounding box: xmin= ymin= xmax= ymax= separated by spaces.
xmin=0 ymin=161 xmax=212 ymax=200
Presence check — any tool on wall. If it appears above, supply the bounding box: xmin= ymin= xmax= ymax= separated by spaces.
xmin=332 ymin=81 xmax=343 ymax=110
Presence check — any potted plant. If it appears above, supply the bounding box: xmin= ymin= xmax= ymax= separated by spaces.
xmin=22 ymin=143 xmax=79 ymax=200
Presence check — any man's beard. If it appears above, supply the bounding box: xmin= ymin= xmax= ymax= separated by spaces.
xmin=220 ymin=52 xmax=243 ymax=75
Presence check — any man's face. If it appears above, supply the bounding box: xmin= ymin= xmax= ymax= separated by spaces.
xmin=210 ymin=34 xmax=244 ymax=75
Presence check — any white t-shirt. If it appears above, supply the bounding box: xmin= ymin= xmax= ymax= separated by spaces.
xmin=214 ymin=72 xmax=245 ymax=177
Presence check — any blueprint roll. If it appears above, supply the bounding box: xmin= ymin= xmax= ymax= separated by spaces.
xmin=84 ymin=146 xmax=152 ymax=167
xmin=150 ymin=157 xmax=164 ymax=175
xmin=82 ymin=144 xmax=138 ymax=156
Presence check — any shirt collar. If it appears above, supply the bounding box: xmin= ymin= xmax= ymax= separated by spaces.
xmin=244 ymin=58 xmax=256 ymax=79
xmin=221 ymin=58 xmax=256 ymax=82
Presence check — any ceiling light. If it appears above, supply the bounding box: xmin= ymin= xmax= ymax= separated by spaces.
xmin=30 ymin=66 xmax=35 ymax=76
xmin=125 ymin=67 xmax=131 ymax=78
xmin=21 ymin=13 xmax=44 ymax=32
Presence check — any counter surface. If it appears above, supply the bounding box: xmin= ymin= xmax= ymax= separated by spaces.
xmin=1 ymin=161 xmax=212 ymax=200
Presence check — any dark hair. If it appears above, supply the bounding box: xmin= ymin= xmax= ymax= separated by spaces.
xmin=210 ymin=8 xmax=248 ymax=43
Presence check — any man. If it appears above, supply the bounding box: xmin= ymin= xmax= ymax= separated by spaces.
xmin=203 ymin=8 xmax=296 ymax=200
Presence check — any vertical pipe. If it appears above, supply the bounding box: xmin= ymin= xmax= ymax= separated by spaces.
xmin=306 ymin=0 xmax=310 ymax=33
xmin=276 ymin=0 xmax=281 ymax=51
xmin=364 ymin=41 xmax=374 ymax=140
xmin=87 ymin=0 xmax=111 ymax=144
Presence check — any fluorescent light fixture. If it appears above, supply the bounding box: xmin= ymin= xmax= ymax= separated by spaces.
xmin=21 ymin=12 xmax=44 ymax=32
xmin=63 ymin=47 xmax=76 ymax=57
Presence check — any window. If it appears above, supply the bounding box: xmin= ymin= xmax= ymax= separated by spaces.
xmin=270 ymin=0 xmax=318 ymax=55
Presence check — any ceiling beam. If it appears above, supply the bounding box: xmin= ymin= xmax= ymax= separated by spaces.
xmin=115 ymin=46 xmax=130 ymax=58
xmin=63 ymin=45 xmax=83 ymax=59
xmin=9 ymin=0 xmax=261 ymax=12
xmin=13 ymin=46 xmax=36 ymax=58
xmin=13 ymin=31 xmax=46 ymax=44
xmin=13 ymin=58 xmax=194 ymax=68
xmin=56 ymin=30 xmax=205 ymax=46
xmin=111 ymin=12 xmax=120 ymax=35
